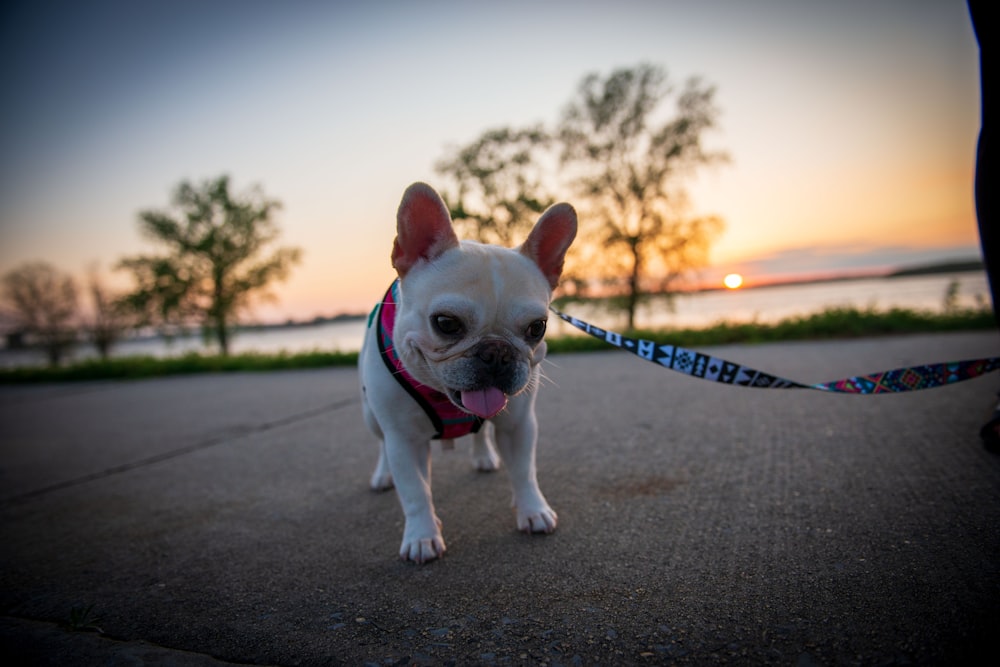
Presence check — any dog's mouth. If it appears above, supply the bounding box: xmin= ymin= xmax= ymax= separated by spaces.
xmin=448 ymin=387 xmax=508 ymax=419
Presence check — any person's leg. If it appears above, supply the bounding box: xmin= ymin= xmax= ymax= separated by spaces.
xmin=968 ymin=2 xmax=1000 ymax=450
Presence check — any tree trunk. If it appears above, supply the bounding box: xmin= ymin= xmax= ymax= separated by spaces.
xmin=44 ymin=335 xmax=71 ymax=367
xmin=626 ymin=239 xmax=641 ymax=331
xmin=215 ymin=313 xmax=229 ymax=356
xmin=212 ymin=273 xmax=230 ymax=356
xmin=45 ymin=344 xmax=62 ymax=367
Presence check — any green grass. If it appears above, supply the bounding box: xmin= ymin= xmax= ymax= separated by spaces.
xmin=64 ymin=604 xmax=103 ymax=634
xmin=0 ymin=349 xmax=358 ymax=383
xmin=1 ymin=306 xmax=994 ymax=384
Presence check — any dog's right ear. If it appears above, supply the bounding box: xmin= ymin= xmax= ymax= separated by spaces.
xmin=392 ymin=182 xmax=459 ymax=277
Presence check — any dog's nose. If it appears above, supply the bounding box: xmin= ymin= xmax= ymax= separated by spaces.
xmin=476 ymin=340 xmax=514 ymax=369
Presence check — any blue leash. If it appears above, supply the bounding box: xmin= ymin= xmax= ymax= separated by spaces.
xmin=550 ymin=309 xmax=1000 ymax=394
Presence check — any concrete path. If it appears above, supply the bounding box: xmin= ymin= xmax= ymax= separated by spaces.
xmin=2 ymin=332 xmax=999 ymax=665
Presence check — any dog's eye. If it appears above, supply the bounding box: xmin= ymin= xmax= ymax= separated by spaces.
xmin=432 ymin=314 xmax=464 ymax=337
xmin=525 ymin=319 xmax=547 ymax=341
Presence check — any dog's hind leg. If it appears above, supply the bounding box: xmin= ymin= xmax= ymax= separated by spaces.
xmin=471 ymin=422 xmax=501 ymax=472
xmin=370 ymin=441 xmax=394 ymax=491
xmin=363 ymin=391 xmax=394 ymax=491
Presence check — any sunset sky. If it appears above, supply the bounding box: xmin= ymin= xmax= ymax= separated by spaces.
xmin=0 ymin=0 xmax=982 ymax=322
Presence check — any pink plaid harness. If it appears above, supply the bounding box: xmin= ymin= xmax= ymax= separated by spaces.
xmin=370 ymin=280 xmax=483 ymax=440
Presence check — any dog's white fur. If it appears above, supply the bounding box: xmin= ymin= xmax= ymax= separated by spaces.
xmin=359 ymin=182 xmax=577 ymax=563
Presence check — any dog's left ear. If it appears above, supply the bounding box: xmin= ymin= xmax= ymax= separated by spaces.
xmin=392 ymin=182 xmax=459 ymax=277
xmin=520 ymin=203 xmax=578 ymax=289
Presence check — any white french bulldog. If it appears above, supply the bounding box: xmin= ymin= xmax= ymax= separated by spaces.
xmin=359 ymin=182 xmax=577 ymax=563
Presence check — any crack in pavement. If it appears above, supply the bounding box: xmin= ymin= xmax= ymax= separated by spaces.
xmin=1 ymin=615 xmax=266 ymax=666
xmin=0 ymin=397 xmax=359 ymax=507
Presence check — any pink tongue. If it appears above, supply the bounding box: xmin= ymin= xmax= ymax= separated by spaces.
xmin=460 ymin=387 xmax=508 ymax=419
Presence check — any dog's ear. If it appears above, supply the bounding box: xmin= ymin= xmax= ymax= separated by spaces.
xmin=520 ymin=203 xmax=578 ymax=289
xmin=392 ymin=182 xmax=459 ymax=277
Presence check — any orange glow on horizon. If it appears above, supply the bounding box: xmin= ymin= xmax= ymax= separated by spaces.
xmin=723 ymin=273 xmax=744 ymax=290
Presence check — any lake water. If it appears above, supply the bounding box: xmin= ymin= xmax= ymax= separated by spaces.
xmin=1 ymin=271 xmax=992 ymax=368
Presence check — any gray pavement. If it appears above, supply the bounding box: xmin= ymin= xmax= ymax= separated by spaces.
xmin=2 ymin=331 xmax=1000 ymax=666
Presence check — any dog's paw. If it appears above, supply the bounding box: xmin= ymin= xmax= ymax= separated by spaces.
xmin=399 ymin=528 xmax=446 ymax=564
xmin=471 ymin=431 xmax=501 ymax=472
xmin=472 ymin=447 xmax=501 ymax=472
xmin=516 ymin=503 xmax=558 ymax=534
xmin=369 ymin=469 xmax=394 ymax=492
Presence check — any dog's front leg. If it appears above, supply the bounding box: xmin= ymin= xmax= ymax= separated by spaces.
xmin=493 ymin=402 xmax=557 ymax=534
xmin=383 ymin=434 xmax=446 ymax=563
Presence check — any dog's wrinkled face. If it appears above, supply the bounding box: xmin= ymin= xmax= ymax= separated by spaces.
xmin=390 ymin=183 xmax=576 ymax=419
xmin=395 ymin=244 xmax=553 ymax=417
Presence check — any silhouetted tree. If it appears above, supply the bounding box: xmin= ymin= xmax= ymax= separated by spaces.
xmin=1 ymin=261 xmax=79 ymax=366
xmin=118 ymin=175 xmax=302 ymax=355
xmin=86 ymin=265 xmax=131 ymax=360
xmin=435 ymin=125 xmax=555 ymax=246
xmin=558 ymin=63 xmax=727 ymax=329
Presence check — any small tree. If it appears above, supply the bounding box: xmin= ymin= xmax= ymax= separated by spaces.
xmin=118 ymin=175 xmax=302 ymax=355
xmin=435 ymin=125 xmax=555 ymax=246
xmin=1 ymin=262 xmax=79 ymax=366
xmin=86 ymin=266 xmax=131 ymax=360
xmin=558 ymin=63 xmax=727 ymax=329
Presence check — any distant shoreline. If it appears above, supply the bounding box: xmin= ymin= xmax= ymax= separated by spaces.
xmin=697 ymin=260 xmax=985 ymax=295
xmin=2 ymin=303 xmax=994 ymax=383
xmin=238 ymin=310 xmax=367 ymax=333
xmin=266 ymin=258 xmax=987 ymax=328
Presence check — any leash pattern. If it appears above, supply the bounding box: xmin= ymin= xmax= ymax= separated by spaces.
xmin=550 ymin=309 xmax=1000 ymax=394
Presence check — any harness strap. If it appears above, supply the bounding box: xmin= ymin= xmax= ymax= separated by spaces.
xmin=375 ymin=281 xmax=483 ymax=438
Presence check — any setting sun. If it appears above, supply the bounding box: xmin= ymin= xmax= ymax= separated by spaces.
xmin=723 ymin=273 xmax=744 ymax=290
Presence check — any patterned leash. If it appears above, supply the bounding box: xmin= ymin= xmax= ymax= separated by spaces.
xmin=550 ymin=309 xmax=1000 ymax=394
